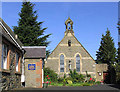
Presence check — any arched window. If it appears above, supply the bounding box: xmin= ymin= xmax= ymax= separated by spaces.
xmin=60 ymin=54 xmax=64 ymax=72
xmin=68 ymin=40 xmax=71 ymax=47
xmin=76 ymin=54 xmax=80 ymax=72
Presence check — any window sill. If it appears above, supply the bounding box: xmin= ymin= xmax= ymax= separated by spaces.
xmin=0 ymin=69 xmax=10 ymax=73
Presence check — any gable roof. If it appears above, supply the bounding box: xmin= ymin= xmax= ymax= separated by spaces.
xmin=0 ymin=18 xmax=23 ymax=50
xmin=23 ymin=46 xmax=46 ymax=59
xmin=48 ymin=32 xmax=95 ymax=61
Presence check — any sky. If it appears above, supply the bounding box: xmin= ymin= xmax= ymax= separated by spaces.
xmin=1 ymin=2 xmax=119 ymax=59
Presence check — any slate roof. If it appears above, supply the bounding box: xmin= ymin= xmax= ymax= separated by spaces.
xmin=0 ymin=18 xmax=23 ymax=50
xmin=23 ymin=46 xmax=46 ymax=59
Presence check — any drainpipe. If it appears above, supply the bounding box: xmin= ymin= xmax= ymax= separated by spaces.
xmin=21 ymin=49 xmax=25 ymax=87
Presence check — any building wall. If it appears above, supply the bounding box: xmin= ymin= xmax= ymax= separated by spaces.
xmin=96 ymin=64 xmax=108 ymax=81
xmin=0 ymin=25 xmax=2 ymax=70
xmin=0 ymin=37 xmax=22 ymax=90
xmin=46 ymin=32 xmax=96 ymax=78
xmin=25 ymin=59 xmax=42 ymax=88
xmin=0 ymin=30 xmax=2 ymax=91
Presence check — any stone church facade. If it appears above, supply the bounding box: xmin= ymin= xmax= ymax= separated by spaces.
xmin=45 ymin=17 xmax=97 ymax=78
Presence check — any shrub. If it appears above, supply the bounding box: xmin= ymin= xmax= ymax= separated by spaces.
xmin=63 ymin=78 xmax=66 ymax=86
xmin=69 ymin=69 xmax=85 ymax=83
xmin=57 ymin=77 xmax=64 ymax=83
xmin=88 ymin=78 xmax=96 ymax=83
xmin=57 ymin=74 xmax=68 ymax=84
xmin=44 ymin=67 xmax=58 ymax=82
xmin=79 ymin=74 xmax=85 ymax=82
xmin=67 ymin=80 xmax=73 ymax=84
xmin=85 ymin=71 xmax=91 ymax=82
xmin=95 ymin=81 xmax=101 ymax=84
xmin=66 ymin=77 xmax=72 ymax=80
xmin=64 ymin=74 xmax=66 ymax=79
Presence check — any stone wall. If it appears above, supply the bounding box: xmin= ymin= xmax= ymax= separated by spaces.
xmin=96 ymin=64 xmax=108 ymax=81
xmin=25 ymin=59 xmax=42 ymax=88
xmin=0 ymin=37 xmax=22 ymax=90
xmin=46 ymin=32 xmax=96 ymax=78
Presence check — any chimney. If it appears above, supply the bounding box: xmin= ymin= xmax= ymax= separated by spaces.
xmin=15 ymin=34 xmax=18 ymax=39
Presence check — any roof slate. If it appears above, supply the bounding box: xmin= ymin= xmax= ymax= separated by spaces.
xmin=23 ymin=46 xmax=46 ymax=59
xmin=0 ymin=18 xmax=23 ymax=50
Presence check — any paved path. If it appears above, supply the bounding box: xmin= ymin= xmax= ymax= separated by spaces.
xmin=9 ymin=84 xmax=120 ymax=92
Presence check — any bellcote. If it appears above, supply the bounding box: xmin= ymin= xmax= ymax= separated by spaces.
xmin=65 ymin=17 xmax=74 ymax=36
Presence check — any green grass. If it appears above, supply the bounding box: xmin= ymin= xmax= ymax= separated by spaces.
xmin=50 ymin=82 xmax=93 ymax=87
xmin=50 ymin=82 xmax=63 ymax=86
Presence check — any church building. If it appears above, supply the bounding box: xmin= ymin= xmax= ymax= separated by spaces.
xmin=45 ymin=17 xmax=97 ymax=78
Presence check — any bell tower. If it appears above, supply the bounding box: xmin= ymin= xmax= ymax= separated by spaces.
xmin=65 ymin=17 xmax=74 ymax=35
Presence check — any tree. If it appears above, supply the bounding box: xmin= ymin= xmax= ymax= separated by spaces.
xmin=13 ymin=1 xmax=51 ymax=46
xmin=113 ymin=62 xmax=120 ymax=84
xmin=96 ymin=28 xmax=117 ymax=64
xmin=115 ymin=48 xmax=120 ymax=84
xmin=117 ymin=48 xmax=120 ymax=63
xmin=96 ymin=29 xmax=117 ymax=84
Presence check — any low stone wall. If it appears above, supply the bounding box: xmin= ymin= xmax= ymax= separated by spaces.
xmin=1 ymin=72 xmax=21 ymax=90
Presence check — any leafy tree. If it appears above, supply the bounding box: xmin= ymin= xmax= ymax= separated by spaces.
xmin=96 ymin=28 xmax=117 ymax=64
xmin=13 ymin=1 xmax=51 ymax=46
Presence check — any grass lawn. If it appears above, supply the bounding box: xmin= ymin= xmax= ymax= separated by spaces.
xmin=49 ymin=82 xmax=99 ymax=87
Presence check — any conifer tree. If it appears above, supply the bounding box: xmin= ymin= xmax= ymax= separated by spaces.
xmin=96 ymin=29 xmax=116 ymax=64
xmin=117 ymin=48 xmax=120 ymax=63
xmin=115 ymin=49 xmax=120 ymax=83
xmin=13 ymin=1 xmax=51 ymax=46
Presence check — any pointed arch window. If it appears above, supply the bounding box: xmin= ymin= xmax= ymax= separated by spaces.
xmin=60 ymin=54 xmax=64 ymax=72
xmin=76 ymin=54 xmax=80 ymax=72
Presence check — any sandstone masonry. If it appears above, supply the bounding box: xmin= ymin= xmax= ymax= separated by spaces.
xmin=45 ymin=17 xmax=108 ymax=81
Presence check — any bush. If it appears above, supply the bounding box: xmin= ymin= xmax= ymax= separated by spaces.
xmin=57 ymin=77 xmax=64 ymax=83
xmin=85 ymin=71 xmax=91 ymax=82
xmin=67 ymin=80 xmax=73 ymax=84
xmin=63 ymin=78 xmax=66 ymax=86
xmin=69 ymin=69 xmax=85 ymax=83
xmin=88 ymin=78 xmax=96 ymax=83
xmin=57 ymin=74 xmax=68 ymax=84
xmin=44 ymin=67 xmax=58 ymax=82
xmin=95 ymin=81 xmax=101 ymax=84
xmin=79 ymin=74 xmax=85 ymax=82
